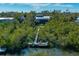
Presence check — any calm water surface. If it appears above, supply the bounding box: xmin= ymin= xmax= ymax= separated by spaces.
xmin=19 ymin=48 xmax=79 ymax=56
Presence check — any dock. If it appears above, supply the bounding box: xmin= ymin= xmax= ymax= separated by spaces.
xmin=28 ymin=26 xmax=49 ymax=47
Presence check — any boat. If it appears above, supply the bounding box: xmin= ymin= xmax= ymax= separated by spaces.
xmin=0 ymin=48 xmax=6 ymax=54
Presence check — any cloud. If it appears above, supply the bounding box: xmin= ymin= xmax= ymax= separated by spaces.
xmin=53 ymin=3 xmax=73 ymax=8
xmin=69 ymin=8 xmax=79 ymax=12
xmin=28 ymin=3 xmax=50 ymax=12
xmin=29 ymin=3 xmax=73 ymax=12
xmin=30 ymin=3 xmax=50 ymax=7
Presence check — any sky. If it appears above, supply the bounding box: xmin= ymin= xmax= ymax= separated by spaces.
xmin=0 ymin=3 xmax=79 ymax=12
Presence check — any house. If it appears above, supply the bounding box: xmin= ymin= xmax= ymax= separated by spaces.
xmin=35 ymin=15 xmax=50 ymax=24
xmin=0 ymin=17 xmax=14 ymax=22
xmin=75 ymin=17 xmax=79 ymax=23
xmin=18 ymin=16 xmax=25 ymax=23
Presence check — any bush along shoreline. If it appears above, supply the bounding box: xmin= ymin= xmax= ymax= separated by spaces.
xmin=0 ymin=11 xmax=79 ymax=54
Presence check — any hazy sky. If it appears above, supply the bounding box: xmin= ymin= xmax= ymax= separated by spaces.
xmin=0 ymin=3 xmax=79 ymax=12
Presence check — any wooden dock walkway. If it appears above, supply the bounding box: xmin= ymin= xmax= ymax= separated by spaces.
xmin=28 ymin=26 xmax=48 ymax=47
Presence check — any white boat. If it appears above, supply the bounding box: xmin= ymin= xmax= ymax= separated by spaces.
xmin=0 ymin=48 xmax=6 ymax=53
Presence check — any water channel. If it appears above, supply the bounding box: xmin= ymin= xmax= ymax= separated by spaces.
xmin=1 ymin=47 xmax=78 ymax=56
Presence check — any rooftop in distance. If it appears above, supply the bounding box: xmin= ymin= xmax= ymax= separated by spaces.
xmin=75 ymin=17 xmax=79 ymax=22
xmin=35 ymin=15 xmax=50 ymax=24
xmin=36 ymin=16 xmax=50 ymax=20
xmin=0 ymin=17 xmax=14 ymax=20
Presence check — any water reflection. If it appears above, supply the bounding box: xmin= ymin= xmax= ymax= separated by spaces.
xmin=21 ymin=48 xmax=79 ymax=56
xmin=1 ymin=47 xmax=79 ymax=56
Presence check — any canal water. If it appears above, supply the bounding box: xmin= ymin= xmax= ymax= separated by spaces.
xmin=3 ymin=47 xmax=79 ymax=56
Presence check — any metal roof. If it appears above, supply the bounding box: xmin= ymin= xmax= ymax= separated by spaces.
xmin=75 ymin=17 xmax=79 ymax=22
xmin=36 ymin=16 xmax=50 ymax=20
xmin=0 ymin=17 xmax=14 ymax=20
xmin=77 ymin=17 xmax=79 ymax=19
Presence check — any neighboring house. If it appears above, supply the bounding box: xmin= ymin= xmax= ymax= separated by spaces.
xmin=75 ymin=17 xmax=79 ymax=23
xmin=18 ymin=16 xmax=25 ymax=23
xmin=0 ymin=17 xmax=14 ymax=22
xmin=35 ymin=15 xmax=50 ymax=24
